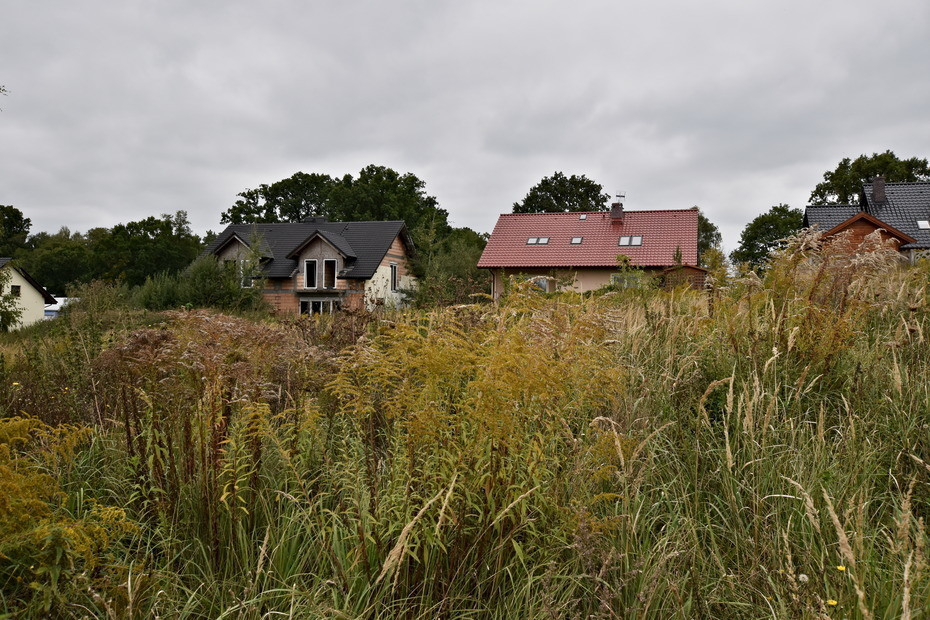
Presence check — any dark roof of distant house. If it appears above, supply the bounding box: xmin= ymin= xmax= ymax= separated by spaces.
xmin=477 ymin=209 xmax=698 ymax=269
xmin=804 ymin=182 xmax=930 ymax=250
xmin=0 ymin=258 xmax=57 ymax=305
xmin=803 ymin=204 xmax=861 ymax=231
xmin=862 ymin=181 xmax=930 ymax=249
xmin=203 ymin=220 xmax=412 ymax=280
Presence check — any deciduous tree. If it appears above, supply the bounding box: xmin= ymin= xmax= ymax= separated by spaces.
xmin=512 ymin=172 xmax=609 ymax=213
xmin=693 ymin=207 xmax=722 ymax=267
xmin=0 ymin=205 xmax=31 ymax=258
xmin=220 ymin=172 xmax=336 ymax=224
xmin=730 ymin=204 xmax=803 ymax=268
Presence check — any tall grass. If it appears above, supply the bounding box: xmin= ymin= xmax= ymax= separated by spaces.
xmin=0 ymin=230 xmax=928 ymax=617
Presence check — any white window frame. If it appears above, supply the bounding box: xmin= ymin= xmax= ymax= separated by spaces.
xmin=571 ymin=237 xmax=583 ymax=244
xmin=304 ymin=259 xmax=318 ymax=289
xmin=918 ymin=220 xmax=930 ymax=229
xmin=579 ymin=214 xmax=587 ymax=220
xmin=390 ymin=263 xmax=398 ymax=292
xmin=537 ymin=237 xmax=550 ymax=245
xmin=618 ymin=236 xmax=630 ymax=246
xmin=323 ymin=259 xmax=337 ymax=288
xmin=527 ymin=237 xmax=538 ymax=245
xmin=630 ymin=236 xmax=643 ymax=246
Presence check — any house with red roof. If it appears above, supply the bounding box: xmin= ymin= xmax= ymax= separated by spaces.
xmin=477 ymin=201 xmax=699 ymax=298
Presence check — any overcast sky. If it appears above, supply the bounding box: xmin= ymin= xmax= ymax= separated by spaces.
xmin=2 ymin=1 xmax=929 ymax=252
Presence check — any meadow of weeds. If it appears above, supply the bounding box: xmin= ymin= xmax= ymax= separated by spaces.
xmin=0 ymin=230 xmax=928 ymax=618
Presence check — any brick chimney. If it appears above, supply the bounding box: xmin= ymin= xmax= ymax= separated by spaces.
xmin=610 ymin=193 xmax=625 ymax=221
xmin=872 ymin=176 xmax=887 ymax=204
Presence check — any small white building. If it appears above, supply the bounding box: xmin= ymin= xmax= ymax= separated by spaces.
xmin=0 ymin=258 xmax=57 ymax=329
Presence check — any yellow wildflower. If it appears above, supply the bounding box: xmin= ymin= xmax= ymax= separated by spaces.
xmin=836 ymin=565 xmax=845 ymax=572
xmin=12 ymin=382 xmax=20 ymax=386
xmin=827 ymin=599 xmax=837 ymax=606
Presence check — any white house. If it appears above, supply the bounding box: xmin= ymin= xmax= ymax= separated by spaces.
xmin=0 ymin=258 xmax=57 ymax=329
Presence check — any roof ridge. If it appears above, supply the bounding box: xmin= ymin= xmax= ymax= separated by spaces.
xmin=498 ymin=209 xmax=697 ymax=216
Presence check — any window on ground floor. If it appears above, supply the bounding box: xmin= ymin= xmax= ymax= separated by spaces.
xmin=390 ymin=263 xmax=398 ymax=291
xmin=299 ymin=299 xmax=342 ymax=315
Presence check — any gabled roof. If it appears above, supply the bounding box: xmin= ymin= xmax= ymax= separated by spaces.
xmin=0 ymin=258 xmax=57 ymax=305
xmin=477 ymin=209 xmax=699 ymax=269
xmin=203 ymin=220 xmax=412 ymax=280
xmin=862 ymin=181 xmax=930 ymax=249
xmin=286 ymin=229 xmax=357 ymax=260
xmin=820 ymin=211 xmax=916 ymax=245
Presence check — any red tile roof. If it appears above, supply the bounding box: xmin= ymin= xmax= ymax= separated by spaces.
xmin=477 ymin=209 xmax=699 ymax=268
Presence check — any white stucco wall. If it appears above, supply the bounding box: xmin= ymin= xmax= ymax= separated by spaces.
xmin=363 ymin=264 xmax=415 ymax=310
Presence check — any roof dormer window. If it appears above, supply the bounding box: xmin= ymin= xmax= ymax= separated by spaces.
xmin=571 ymin=237 xmax=583 ymax=244
xmin=918 ymin=220 xmax=930 ymax=229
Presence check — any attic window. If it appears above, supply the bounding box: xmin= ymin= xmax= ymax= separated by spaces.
xmin=618 ymin=236 xmax=642 ymax=246
xmin=918 ymin=220 xmax=930 ymax=229
xmin=527 ymin=237 xmax=538 ymax=244
xmin=579 ymin=214 xmax=587 ymax=220
xmin=571 ymin=237 xmax=583 ymax=244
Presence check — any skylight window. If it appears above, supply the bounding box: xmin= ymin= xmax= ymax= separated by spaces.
xmin=537 ymin=237 xmax=549 ymax=244
xmin=571 ymin=237 xmax=583 ymax=244
xmin=579 ymin=214 xmax=587 ymax=220
xmin=527 ymin=237 xmax=538 ymax=244
xmin=618 ymin=236 xmax=643 ymax=246
xmin=918 ymin=220 xmax=930 ymax=229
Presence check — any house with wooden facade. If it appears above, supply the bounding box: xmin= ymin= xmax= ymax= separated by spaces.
xmin=804 ymin=177 xmax=930 ymax=262
xmin=204 ymin=218 xmax=416 ymax=313
xmin=477 ymin=202 xmax=700 ymax=297
xmin=0 ymin=258 xmax=57 ymax=329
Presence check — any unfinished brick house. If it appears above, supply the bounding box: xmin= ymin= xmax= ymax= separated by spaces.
xmin=477 ymin=201 xmax=700 ymax=297
xmin=804 ymin=177 xmax=930 ymax=262
xmin=204 ymin=218 xmax=415 ymax=313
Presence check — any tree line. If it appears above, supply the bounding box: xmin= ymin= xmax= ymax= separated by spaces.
xmin=3 ymin=151 xmax=925 ymax=304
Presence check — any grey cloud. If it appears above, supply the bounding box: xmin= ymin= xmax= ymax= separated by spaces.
xmin=1 ymin=0 xmax=929 ymax=252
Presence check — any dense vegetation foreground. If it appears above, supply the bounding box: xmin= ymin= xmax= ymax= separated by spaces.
xmin=1 ymin=237 xmax=929 ymax=618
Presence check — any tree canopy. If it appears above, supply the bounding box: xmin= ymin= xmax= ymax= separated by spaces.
xmin=0 ymin=205 xmax=31 ymax=258
xmin=221 ymin=172 xmax=336 ymax=224
xmin=512 ymin=172 xmax=610 ymax=213
xmin=809 ymin=151 xmax=930 ymax=205
xmin=220 ymin=165 xmax=449 ymax=235
xmin=694 ymin=207 xmax=722 ymax=267
xmin=730 ymin=204 xmax=804 ymax=268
